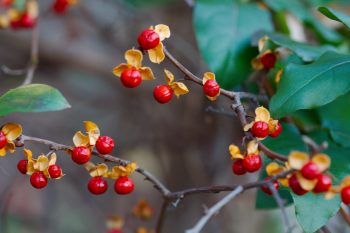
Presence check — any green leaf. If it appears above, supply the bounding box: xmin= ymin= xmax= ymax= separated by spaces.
xmin=263 ymin=0 xmax=342 ymax=43
xmin=326 ymin=143 xmax=350 ymax=181
xmin=12 ymin=0 xmax=26 ymax=11
xmin=270 ymin=51 xmax=350 ymax=118
xmin=254 ymin=32 xmax=337 ymax=62
xmin=256 ymin=123 xmax=306 ymax=209
xmin=319 ymin=6 xmax=350 ymax=29
xmin=0 ymin=84 xmax=71 ymax=116
xmin=318 ymin=94 xmax=350 ymax=147
xmin=290 ymin=110 xmax=321 ymax=133
xmin=194 ymin=0 xmax=273 ymax=89
xmin=292 ymin=192 xmax=341 ymax=233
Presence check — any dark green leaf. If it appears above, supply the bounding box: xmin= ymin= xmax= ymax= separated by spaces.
xmin=290 ymin=110 xmax=321 ymax=133
xmin=0 ymin=84 xmax=71 ymax=116
xmin=318 ymin=94 xmax=350 ymax=147
xmin=292 ymin=192 xmax=341 ymax=233
xmin=319 ymin=6 xmax=350 ymax=29
xmin=270 ymin=52 xmax=350 ymax=118
xmin=256 ymin=123 xmax=306 ymax=209
xmin=194 ymin=0 xmax=273 ymax=89
xmin=326 ymin=143 xmax=350 ymax=181
xmin=254 ymin=32 xmax=337 ymax=62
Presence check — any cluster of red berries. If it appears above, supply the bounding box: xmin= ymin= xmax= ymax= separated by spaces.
xmin=17 ymin=159 xmax=63 ymax=189
xmin=290 ymin=162 xmax=332 ymax=196
xmin=71 ymin=135 xmax=115 ymax=165
xmin=10 ymin=13 xmax=36 ymax=29
xmin=232 ymin=154 xmax=262 ymax=175
xmin=118 ymin=28 xmax=221 ymax=104
xmin=88 ymin=176 xmax=134 ymax=196
xmin=71 ymin=135 xmax=135 ymax=196
xmin=118 ymin=29 xmax=160 ymax=89
xmin=52 ymin=0 xmax=72 ymax=14
xmin=251 ymin=121 xmax=282 ymax=138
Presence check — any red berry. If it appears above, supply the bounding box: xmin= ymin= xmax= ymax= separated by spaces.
xmin=96 ymin=136 xmax=115 ymax=155
xmin=0 ymin=0 xmax=12 ymax=7
xmin=114 ymin=177 xmax=134 ymax=195
xmin=251 ymin=121 xmax=269 ymax=138
xmin=288 ymin=173 xmax=307 ymax=196
xmin=203 ymin=79 xmax=220 ymax=97
xmin=232 ymin=159 xmax=246 ymax=175
xmin=10 ymin=19 xmax=21 ymax=29
xmin=137 ymin=29 xmax=160 ymax=50
xmin=30 ymin=171 xmax=48 ymax=189
xmin=88 ymin=176 xmax=108 ymax=195
xmin=261 ymin=178 xmax=279 ymax=195
xmin=0 ymin=131 xmax=7 ymax=149
xmin=120 ymin=68 xmax=142 ymax=88
xmin=341 ymin=186 xmax=350 ymax=205
xmin=17 ymin=159 xmax=28 ymax=174
xmin=20 ymin=13 xmax=36 ymax=28
xmin=48 ymin=164 xmax=62 ymax=179
xmin=259 ymin=52 xmax=277 ymax=69
xmin=269 ymin=122 xmax=282 ymax=138
xmin=153 ymin=85 xmax=173 ymax=104
xmin=107 ymin=230 xmax=123 ymax=233
xmin=243 ymin=154 xmax=262 ymax=173
xmin=71 ymin=146 xmax=91 ymax=165
xmin=53 ymin=0 xmax=69 ymax=14
xmin=313 ymin=174 xmax=332 ymax=193
xmin=301 ymin=162 xmax=320 ymax=180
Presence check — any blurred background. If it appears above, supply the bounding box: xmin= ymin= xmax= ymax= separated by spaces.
xmin=0 ymin=0 xmax=349 ymax=232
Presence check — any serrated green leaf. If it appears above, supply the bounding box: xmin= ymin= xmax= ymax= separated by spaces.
xmin=319 ymin=6 xmax=350 ymax=29
xmin=0 ymin=84 xmax=71 ymax=116
xmin=194 ymin=0 xmax=273 ymax=89
xmin=292 ymin=192 xmax=341 ymax=233
xmin=270 ymin=52 xmax=350 ymax=118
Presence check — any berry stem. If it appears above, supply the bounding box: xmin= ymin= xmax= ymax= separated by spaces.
xmin=163 ymin=47 xmax=268 ymax=103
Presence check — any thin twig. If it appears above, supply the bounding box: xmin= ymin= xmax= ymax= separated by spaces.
xmin=1 ymin=66 xmax=27 ymax=76
xmin=185 ymin=186 xmax=244 ymax=233
xmin=267 ymin=182 xmax=293 ymax=233
xmin=302 ymin=135 xmax=328 ymax=155
xmin=258 ymin=142 xmax=288 ymax=162
xmin=18 ymin=134 xmax=171 ymax=196
xmin=168 ymin=169 xmax=294 ymax=200
xmin=22 ymin=23 xmax=39 ymax=86
xmin=340 ymin=205 xmax=350 ymax=227
xmin=163 ymin=47 xmax=268 ymax=104
xmin=156 ymin=200 xmax=170 ymax=233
